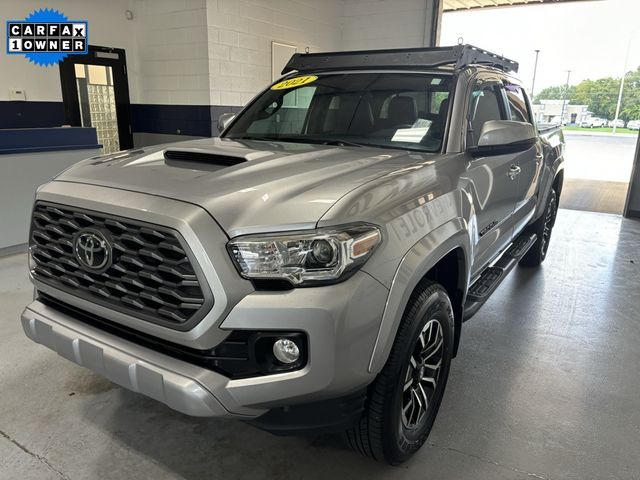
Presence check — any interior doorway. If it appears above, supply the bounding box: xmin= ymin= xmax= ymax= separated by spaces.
xmin=59 ymin=45 xmax=133 ymax=153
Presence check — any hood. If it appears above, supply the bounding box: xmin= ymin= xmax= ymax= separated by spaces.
xmin=56 ymin=137 xmax=428 ymax=237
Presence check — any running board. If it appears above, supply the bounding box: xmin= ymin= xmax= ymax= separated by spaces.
xmin=463 ymin=232 xmax=537 ymax=321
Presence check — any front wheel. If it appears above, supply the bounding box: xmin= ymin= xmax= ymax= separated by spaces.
xmin=344 ymin=280 xmax=454 ymax=464
xmin=519 ymin=188 xmax=558 ymax=267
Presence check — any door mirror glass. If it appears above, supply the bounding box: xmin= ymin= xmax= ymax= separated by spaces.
xmin=473 ymin=120 xmax=535 ymax=156
xmin=218 ymin=113 xmax=236 ymax=132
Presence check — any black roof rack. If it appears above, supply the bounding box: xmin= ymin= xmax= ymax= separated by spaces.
xmin=282 ymin=44 xmax=518 ymax=75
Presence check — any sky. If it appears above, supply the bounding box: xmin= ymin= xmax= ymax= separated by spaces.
xmin=441 ymin=0 xmax=640 ymax=94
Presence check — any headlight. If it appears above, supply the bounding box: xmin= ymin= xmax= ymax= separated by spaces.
xmin=227 ymin=224 xmax=381 ymax=286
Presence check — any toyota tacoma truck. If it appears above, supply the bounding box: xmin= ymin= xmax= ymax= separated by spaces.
xmin=21 ymin=45 xmax=564 ymax=464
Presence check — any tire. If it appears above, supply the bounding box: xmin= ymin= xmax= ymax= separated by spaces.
xmin=519 ymin=188 xmax=558 ymax=267
xmin=344 ymin=279 xmax=454 ymax=465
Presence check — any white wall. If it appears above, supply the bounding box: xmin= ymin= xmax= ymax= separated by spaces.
xmin=341 ymin=0 xmax=434 ymax=51
xmin=129 ymin=0 xmax=344 ymax=107
xmin=0 ymin=0 xmax=139 ymax=102
xmin=206 ymin=0 xmax=342 ymax=106
xmin=0 ymin=0 xmax=437 ymax=106
xmin=133 ymin=0 xmax=211 ymax=105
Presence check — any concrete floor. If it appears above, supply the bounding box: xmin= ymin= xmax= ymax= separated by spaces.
xmin=1 ymin=208 xmax=639 ymax=480
xmin=561 ymin=179 xmax=629 ymax=215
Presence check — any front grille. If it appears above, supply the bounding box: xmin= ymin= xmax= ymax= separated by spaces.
xmin=29 ymin=202 xmax=213 ymax=330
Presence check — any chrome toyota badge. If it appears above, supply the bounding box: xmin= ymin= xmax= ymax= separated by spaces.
xmin=74 ymin=229 xmax=111 ymax=271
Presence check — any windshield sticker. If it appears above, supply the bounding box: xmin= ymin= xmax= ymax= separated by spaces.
xmin=271 ymin=75 xmax=318 ymax=90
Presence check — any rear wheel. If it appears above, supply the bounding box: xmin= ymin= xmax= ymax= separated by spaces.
xmin=520 ymin=188 xmax=558 ymax=267
xmin=344 ymin=279 xmax=454 ymax=464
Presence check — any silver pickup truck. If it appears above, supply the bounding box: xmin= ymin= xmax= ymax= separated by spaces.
xmin=21 ymin=45 xmax=564 ymax=464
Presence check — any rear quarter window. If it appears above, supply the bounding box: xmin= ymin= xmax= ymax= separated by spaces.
xmin=504 ymin=84 xmax=531 ymax=123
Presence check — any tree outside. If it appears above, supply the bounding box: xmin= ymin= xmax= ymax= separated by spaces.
xmin=534 ymin=67 xmax=640 ymax=121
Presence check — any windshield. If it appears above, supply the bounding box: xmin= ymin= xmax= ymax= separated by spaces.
xmin=223 ymin=72 xmax=452 ymax=153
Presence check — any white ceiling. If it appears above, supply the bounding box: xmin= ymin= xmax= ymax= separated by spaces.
xmin=443 ymin=0 xmax=599 ymax=12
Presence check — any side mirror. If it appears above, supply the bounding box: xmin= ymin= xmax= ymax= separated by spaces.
xmin=217 ymin=113 xmax=236 ymax=133
xmin=472 ymin=120 xmax=536 ymax=156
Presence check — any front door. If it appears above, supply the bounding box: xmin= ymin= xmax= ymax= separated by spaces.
xmin=59 ymin=45 xmax=133 ymax=153
xmin=503 ymin=82 xmax=542 ymax=233
xmin=465 ymin=78 xmax=519 ymax=277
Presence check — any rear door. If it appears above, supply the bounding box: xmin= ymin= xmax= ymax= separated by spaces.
xmin=465 ymin=75 xmax=519 ymax=277
xmin=502 ymin=82 xmax=542 ymax=233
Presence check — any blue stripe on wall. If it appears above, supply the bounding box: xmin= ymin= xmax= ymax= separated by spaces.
xmin=0 ymin=101 xmax=65 ymax=129
xmin=131 ymin=104 xmax=212 ymax=137
xmin=0 ymin=101 xmax=243 ymax=137
xmin=0 ymin=127 xmax=100 ymax=155
xmin=131 ymin=104 xmax=242 ymax=137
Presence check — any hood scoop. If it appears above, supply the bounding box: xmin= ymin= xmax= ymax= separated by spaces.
xmin=164 ymin=149 xmax=246 ymax=167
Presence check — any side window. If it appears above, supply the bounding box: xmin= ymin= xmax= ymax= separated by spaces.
xmin=468 ymin=81 xmax=505 ymax=147
xmin=504 ymin=83 xmax=531 ymax=123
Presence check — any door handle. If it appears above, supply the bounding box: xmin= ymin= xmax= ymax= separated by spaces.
xmin=508 ymin=164 xmax=521 ymax=180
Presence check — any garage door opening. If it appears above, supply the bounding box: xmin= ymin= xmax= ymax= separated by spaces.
xmin=441 ymin=0 xmax=640 ymax=216
xmin=560 ymin=133 xmax=636 ymax=214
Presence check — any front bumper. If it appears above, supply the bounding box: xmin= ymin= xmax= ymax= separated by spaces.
xmin=21 ymin=271 xmax=387 ymax=418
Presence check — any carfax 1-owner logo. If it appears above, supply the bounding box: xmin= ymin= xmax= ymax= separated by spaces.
xmin=6 ymin=8 xmax=88 ymax=66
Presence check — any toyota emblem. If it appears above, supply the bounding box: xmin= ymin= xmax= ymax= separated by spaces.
xmin=74 ymin=229 xmax=111 ymax=271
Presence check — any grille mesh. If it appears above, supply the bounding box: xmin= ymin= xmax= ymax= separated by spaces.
xmin=30 ymin=202 xmax=212 ymax=329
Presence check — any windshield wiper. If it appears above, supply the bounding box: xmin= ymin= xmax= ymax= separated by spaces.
xmin=234 ymin=136 xmax=363 ymax=147
xmin=234 ymin=136 xmax=433 ymax=152
xmin=235 ymin=135 xmax=324 ymax=144
xmin=233 ymin=136 xmax=295 ymax=143
xmin=318 ymin=139 xmax=364 ymax=147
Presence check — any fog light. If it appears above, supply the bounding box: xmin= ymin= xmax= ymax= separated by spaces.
xmin=272 ymin=338 xmax=300 ymax=364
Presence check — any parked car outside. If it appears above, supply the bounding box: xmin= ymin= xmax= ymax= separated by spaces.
xmin=627 ymin=120 xmax=640 ymax=130
xmin=608 ymin=119 xmax=626 ymax=128
xmin=580 ymin=117 xmax=606 ymax=128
